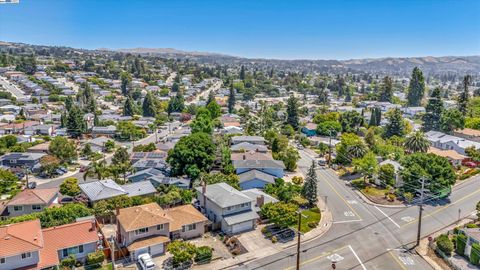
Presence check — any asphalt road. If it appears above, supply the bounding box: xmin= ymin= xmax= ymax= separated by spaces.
xmin=239 ymin=150 xmax=480 ymax=270
xmin=0 ymin=76 xmax=28 ymax=100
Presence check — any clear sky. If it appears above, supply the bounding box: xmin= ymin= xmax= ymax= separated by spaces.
xmin=0 ymin=0 xmax=479 ymax=60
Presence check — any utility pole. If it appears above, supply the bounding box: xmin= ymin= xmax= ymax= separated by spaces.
xmin=416 ymin=177 xmax=427 ymax=247
xmin=155 ymin=128 xmax=158 ymax=143
xmin=328 ymin=130 xmax=332 ymax=167
xmin=110 ymin=236 xmax=115 ymax=269
xmin=296 ymin=211 xmax=302 ymax=270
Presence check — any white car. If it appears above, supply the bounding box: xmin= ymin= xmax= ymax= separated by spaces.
xmin=138 ymin=253 xmax=156 ymax=270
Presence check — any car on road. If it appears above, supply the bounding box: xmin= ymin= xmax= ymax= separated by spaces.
xmin=27 ymin=182 xmax=37 ymax=189
xmin=138 ymin=253 xmax=156 ymax=270
xmin=80 ymin=166 xmax=88 ymax=172
xmin=318 ymin=158 xmax=327 ymax=166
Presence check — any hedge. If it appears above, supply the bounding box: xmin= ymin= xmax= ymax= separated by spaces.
xmin=436 ymin=234 xmax=453 ymax=255
xmin=471 ymin=243 xmax=480 ymax=265
xmin=456 ymin=234 xmax=467 ymax=255
xmin=194 ymin=246 xmax=212 ymax=264
xmin=86 ymin=250 xmax=105 ymax=266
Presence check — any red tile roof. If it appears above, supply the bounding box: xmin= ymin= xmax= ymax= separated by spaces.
xmin=0 ymin=219 xmax=44 ymax=257
xmin=38 ymin=220 xmax=101 ymax=269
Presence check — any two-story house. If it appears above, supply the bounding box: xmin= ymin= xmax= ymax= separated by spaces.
xmin=196 ymin=183 xmax=259 ymax=234
xmin=231 ymin=136 xmax=266 ymax=145
xmin=233 ymin=159 xmax=286 ymax=190
xmin=4 ymin=188 xmax=58 ymax=218
xmin=0 ymin=152 xmax=46 ymax=172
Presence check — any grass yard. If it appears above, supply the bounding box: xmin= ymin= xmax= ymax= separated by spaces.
xmin=299 ymin=208 xmax=321 ymax=233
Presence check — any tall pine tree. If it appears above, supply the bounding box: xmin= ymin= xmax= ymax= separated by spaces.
xmin=458 ymin=75 xmax=471 ymax=116
xmin=286 ymin=95 xmax=299 ymax=129
xmin=66 ymin=105 xmax=85 ymax=138
xmin=142 ymin=92 xmax=157 ymax=117
xmin=379 ymin=76 xmax=393 ymax=102
xmin=407 ymin=67 xmax=425 ymax=106
xmin=302 ymin=161 xmax=318 ymax=206
xmin=422 ymin=87 xmax=444 ymax=131
xmin=123 ymin=97 xmax=135 ymax=116
xmin=384 ymin=108 xmax=405 ymax=138
xmin=228 ymin=84 xmax=236 ymax=114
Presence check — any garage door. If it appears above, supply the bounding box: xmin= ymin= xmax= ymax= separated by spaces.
xmin=149 ymin=243 xmax=164 ymax=256
xmin=132 ymin=247 xmax=149 ymax=261
xmin=232 ymin=220 xmax=253 ymax=234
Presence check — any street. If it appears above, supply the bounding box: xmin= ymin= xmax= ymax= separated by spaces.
xmin=0 ymin=76 xmax=29 ymax=100
xmin=239 ymin=150 xmax=480 ymax=270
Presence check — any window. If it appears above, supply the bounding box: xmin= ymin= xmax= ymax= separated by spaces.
xmin=135 ymin=227 xmax=149 ymax=235
xmin=62 ymin=245 xmax=84 ymax=257
xmin=182 ymin=223 xmax=197 ymax=232
xmin=10 ymin=159 xmax=16 ymax=164
xmin=13 ymin=206 xmax=23 ymax=212
xmin=21 ymin=252 xmax=31 ymax=259
xmin=32 ymin=205 xmax=42 ymax=211
xmin=0 ymin=258 xmax=5 ymax=264
xmin=156 ymin=224 xmax=164 ymax=230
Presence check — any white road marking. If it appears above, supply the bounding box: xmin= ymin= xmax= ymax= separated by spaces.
xmin=327 ymin=253 xmax=344 ymax=262
xmin=348 ymin=245 xmax=367 ymax=270
xmin=374 ymin=206 xmax=401 ymax=228
xmin=344 ymin=211 xmax=355 ymax=217
xmin=401 ymin=216 xmax=415 ymax=223
xmin=333 ymin=219 xmax=363 ymax=224
xmin=399 ymin=255 xmax=415 ymax=265
xmin=347 ymin=200 xmax=358 ymax=204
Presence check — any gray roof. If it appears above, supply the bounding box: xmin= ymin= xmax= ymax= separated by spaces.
xmin=230 ymin=142 xmax=268 ymax=152
xmin=223 ymin=210 xmax=259 ymax=226
xmin=238 ymin=169 xmax=276 ymax=184
xmin=195 ymin=182 xmax=253 ymax=208
xmin=241 ymin=189 xmax=279 ymax=212
xmin=79 ymin=180 xmax=126 ymax=201
xmin=1 ymin=152 xmax=46 ymax=161
xmin=233 ymin=159 xmax=286 ymax=170
xmin=149 ymin=176 xmax=190 ymax=188
xmin=92 ymin=125 xmax=117 ymax=133
xmin=122 ymin=181 xmax=156 ymax=197
xmin=231 ymin=136 xmax=265 ymax=144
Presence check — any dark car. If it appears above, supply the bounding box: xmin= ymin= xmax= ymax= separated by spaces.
xmin=27 ymin=182 xmax=37 ymax=189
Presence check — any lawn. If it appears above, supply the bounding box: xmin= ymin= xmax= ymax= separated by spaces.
xmin=299 ymin=208 xmax=321 ymax=233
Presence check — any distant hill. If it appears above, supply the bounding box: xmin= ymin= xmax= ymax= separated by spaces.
xmin=98 ymin=47 xmax=227 ymax=57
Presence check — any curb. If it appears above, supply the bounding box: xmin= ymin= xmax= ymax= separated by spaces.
xmin=353 ymin=188 xmax=407 ymax=209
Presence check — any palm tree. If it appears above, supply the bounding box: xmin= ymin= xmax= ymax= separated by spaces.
xmin=83 ymin=160 xmax=109 ymax=181
xmin=404 ymin=131 xmax=429 ymax=153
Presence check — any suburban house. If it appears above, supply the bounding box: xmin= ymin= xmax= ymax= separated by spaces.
xmin=238 ymin=169 xmax=276 ymax=190
xmin=459 ymin=228 xmax=480 ymax=259
xmin=0 ymin=219 xmax=101 ymax=270
xmin=116 ymin=203 xmax=207 ymax=260
xmin=376 ymin=159 xmax=403 ymax=187
xmin=4 ymin=188 xmax=58 ymax=218
xmin=79 ymin=179 xmax=156 ymax=204
xmin=83 ymin=136 xmax=112 ymax=153
xmin=233 ymin=159 xmax=285 ymax=179
xmin=425 ymin=131 xmax=480 ymax=155
xmin=301 ymin=123 xmax=318 ymax=137
xmin=0 ymin=152 xmax=46 ymax=172
xmin=26 ymin=142 xmax=50 ymax=154
xmin=231 ymin=136 xmax=266 ymax=145
xmin=196 ymin=183 xmax=259 ymax=234
xmin=91 ymin=125 xmax=117 ymax=138
xmin=454 ymin=128 xmax=480 ymax=143
xmin=0 ymin=121 xmax=39 ymax=135
xmin=241 ymin=189 xmax=279 ymax=212
xmin=402 ymin=106 xmax=426 ymax=118
xmin=24 ymin=124 xmax=56 ymax=136
xmin=230 ymin=142 xmax=268 ymax=153
xmin=428 ymin=147 xmax=467 ymax=166
xmin=231 ymin=151 xmax=273 ymax=161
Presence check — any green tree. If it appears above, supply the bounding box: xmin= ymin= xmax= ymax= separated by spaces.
xmin=260 ymin=202 xmax=298 ymax=228
xmin=407 ymin=67 xmax=426 ymax=106
xmin=142 ymin=92 xmax=157 ymax=117
xmin=228 ymin=85 xmax=236 ymax=113
xmin=59 ymin=177 xmax=81 ymax=196
xmin=369 ymin=107 xmax=381 ymax=127
xmin=167 ymin=240 xmax=197 ymax=267
xmin=335 ymin=133 xmax=367 ymax=164
xmin=404 ymin=131 xmax=429 ymax=153
xmin=379 ymin=76 xmax=393 ymax=102
xmin=440 ymin=108 xmax=465 ymax=133
xmin=206 ymin=100 xmax=221 ymax=119
xmin=167 ymin=91 xmax=185 ymax=115
xmin=167 ymin=133 xmax=216 ymax=179
xmin=458 ymin=75 xmax=471 ymax=116
xmin=120 ymin=72 xmax=132 ymax=96
xmin=302 ymin=161 xmax=318 ymax=206
xmin=0 ymin=169 xmax=18 ymax=194
xmin=422 ymin=87 xmax=444 ymax=131
xmin=378 ymin=164 xmax=395 ymax=186
xmin=66 ymin=105 xmax=85 ymax=138
xmin=239 ymin=65 xmax=246 ymax=80
xmin=206 ymin=91 xmax=215 ymax=105
xmin=200 ymin=172 xmax=240 ymax=190
xmin=15 ymin=55 xmax=37 ymax=75
xmin=352 ymin=151 xmax=378 ymax=181
xmin=123 ymin=97 xmax=136 ymax=116
xmin=316 ymin=121 xmax=342 ymax=136
xmin=273 ymin=146 xmax=300 ymax=171
xmin=400 ymin=153 xmax=456 ymax=195
xmin=286 ymin=95 xmax=299 ymax=129
xmin=436 ymin=234 xmax=454 ymax=255
xmin=40 ymin=155 xmax=61 ymax=177
xmin=191 ymin=108 xmax=213 ymax=134
xmin=49 ymin=136 xmax=77 ymax=164
xmin=339 ymin=111 xmax=364 ymax=133
xmin=384 ymin=108 xmax=406 ymax=138
xmin=195 ymin=246 xmax=213 ymax=263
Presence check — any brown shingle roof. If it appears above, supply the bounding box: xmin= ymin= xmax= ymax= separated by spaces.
xmin=7 ymin=188 xmax=58 ymax=206
xmin=127 ymin=235 xmax=170 ymax=251
xmin=117 ymin=203 xmax=171 ymax=231
xmin=164 ymin=205 xmax=208 ymax=232
xmin=0 ymin=219 xmax=44 ymax=257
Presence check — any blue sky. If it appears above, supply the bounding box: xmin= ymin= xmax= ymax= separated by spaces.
xmin=0 ymin=0 xmax=479 ymax=60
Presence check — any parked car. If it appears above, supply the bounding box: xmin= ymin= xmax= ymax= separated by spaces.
xmin=27 ymin=182 xmax=37 ymax=189
xmin=80 ymin=165 xmax=89 ymax=172
xmin=318 ymin=158 xmax=327 ymax=166
xmin=138 ymin=253 xmax=156 ymax=270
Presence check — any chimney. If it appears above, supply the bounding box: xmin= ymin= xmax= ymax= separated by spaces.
xmin=243 ymin=154 xmax=246 ymax=160
xmin=256 ymin=195 xmax=265 ymax=207
xmin=90 ymin=220 xmax=96 ymax=231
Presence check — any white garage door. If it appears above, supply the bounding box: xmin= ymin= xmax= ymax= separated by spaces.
xmin=232 ymin=220 xmax=253 ymax=234
xmin=149 ymin=243 xmax=164 ymax=256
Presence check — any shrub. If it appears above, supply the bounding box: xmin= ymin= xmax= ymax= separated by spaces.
xmin=60 ymin=255 xmax=76 ymax=269
xmin=466 ymin=223 xmax=479 ymax=228
xmin=194 ymin=246 xmax=212 ymax=264
xmin=292 ymin=176 xmax=304 ymax=185
xmin=261 ymin=227 xmax=267 ymax=234
xmin=351 ymin=179 xmax=366 ymax=189
xmin=456 ymin=234 xmax=467 ymax=255
xmin=307 ymin=221 xmax=318 ymax=228
xmin=271 ymin=235 xmax=278 ymax=243
xmin=310 ymin=207 xmax=320 ymax=213
xmin=86 ymin=250 xmax=105 ymax=266
xmin=471 ymin=243 xmax=480 ymax=265
xmin=387 ymin=193 xmax=396 ymax=202
xmin=436 ymin=234 xmax=453 ymax=255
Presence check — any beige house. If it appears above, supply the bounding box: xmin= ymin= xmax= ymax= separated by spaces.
xmin=116 ymin=203 xmax=207 ymax=260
